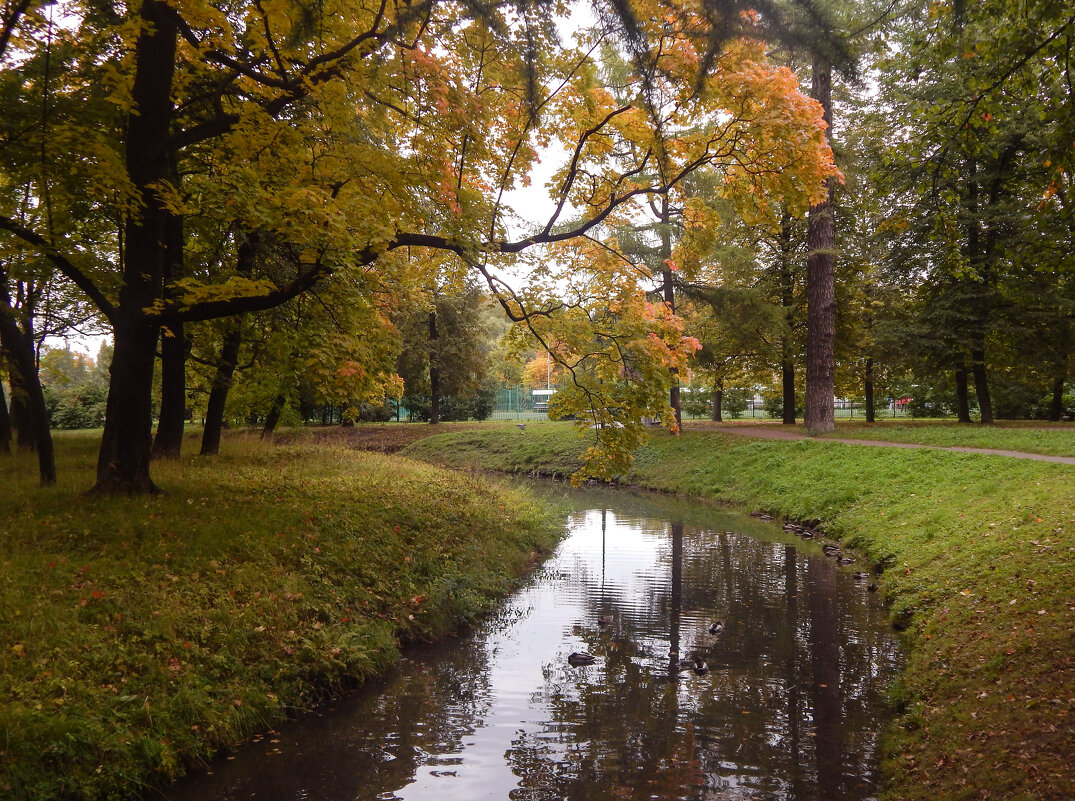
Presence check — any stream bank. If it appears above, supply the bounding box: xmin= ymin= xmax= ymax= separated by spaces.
xmin=402 ymin=424 xmax=1075 ymax=801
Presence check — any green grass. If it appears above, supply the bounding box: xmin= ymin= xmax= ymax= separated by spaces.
xmin=822 ymin=419 xmax=1075 ymax=456
xmin=403 ymin=424 xmax=1075 ymax=801
xmin=0 ymin=432 xmax=561 ymax=801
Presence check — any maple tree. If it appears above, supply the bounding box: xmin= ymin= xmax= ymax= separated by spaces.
xmin=1 ymin=0 xmax=836 ymax=493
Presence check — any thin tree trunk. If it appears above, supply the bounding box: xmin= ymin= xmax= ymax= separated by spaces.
xmin=805 ymin=57 xmax=836 ymax=436
xmin=660 ymin=196 xmax=681 ymax=431
xmin=782 ymin=355 xmax=796 ymax=424
xmin=151 ymin=321 xmax=187 ymax=459
xmin=954 ymin=357 xmax=972 ymax=423
xmin=91 ymin=0 xmax=177 ymax=495
xmin=428 ymin=309 xmax=440 ymax=425
xmin=712 ymin=384 xmax=723 ymax=422
xmin=0 ymin=378 xmax=10 ymax=454
xmin=262 ymin=394 xmax=286 ymax=438
xmin=778 ymin=213 xmax=798 ymax=426
xmin=971 ymin=347 xmax=993 ymax=424
xmin=200 ymin=322 xmax=243 ymax=455
xmin=1048 ymin=375 xmax=1065 ymax=422
xmin=864 ymin=357 xmax=875 ymax=423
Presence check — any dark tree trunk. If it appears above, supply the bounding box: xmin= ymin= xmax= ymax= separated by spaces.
xmin=262 ymin=394 xmax=286 ymax=438
xmin=864 ymin=357 xmax=875 ymax=423
xmin=151 ymin=321 xmax=188 ymax=460
xmin=428 ymin=310 xmax=440 ymax=425
xmin=200 ymin=322 xmax=243 ymax=455
xmin=805 ymin=57 xmax=836 ymax=436
xmin=782 ymin=356 xmax=796 ymax=425
xmin=779 ymin=213 xmax=797 ymax=426
xmin=954 ymin=357 xmax=972 ymax=423
xmin=151 ymin=206 xmax=187 ymax=461
xmin=94 ymin=319 xmax=160 ymax=494
xmin=0 ymin=378 xmax=10 ymax=454
xmin=1048 ymin=375 xmax=1065 ymax=422
xmin=91 ymin=0 xmax=177 ymax=495
xmin=0 ymin=309 xmax=54 ymax=483
xmin=660 ymin=197 xmax=681 ymax=431
xmin=712 ymin=385 xmax=723 ymax=422
xmin=971 ymin=347 xmax=993 ymax=424
xmin=5 ymin=348 xmax=35 ymax=451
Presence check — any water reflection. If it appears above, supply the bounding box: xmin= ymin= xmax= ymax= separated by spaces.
xmin=166 ymin=484 xmax=900 ymax=801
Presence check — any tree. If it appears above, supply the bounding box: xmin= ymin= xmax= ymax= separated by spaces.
xmin=2 ymin=0 xmax=837 ymax=492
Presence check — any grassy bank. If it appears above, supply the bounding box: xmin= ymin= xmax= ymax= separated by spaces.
xmin=0 ymin=433 xmax=561 ymax=801
xmin=403 ymin=424 xmax=1075 ymax=801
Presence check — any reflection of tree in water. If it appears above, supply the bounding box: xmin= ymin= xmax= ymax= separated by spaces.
xmin=505 ymin=513 xmax=898 ymax=801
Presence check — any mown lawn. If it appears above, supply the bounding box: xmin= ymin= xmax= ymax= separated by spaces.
xmin=403 ymin=423 xmax=1075 ymax=801
xmin=0 ymin=432 xmax=561 ymax=801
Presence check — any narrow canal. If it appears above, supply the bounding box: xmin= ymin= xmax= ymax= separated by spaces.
xmin=168 ymin=483 xmax=901 ymax=801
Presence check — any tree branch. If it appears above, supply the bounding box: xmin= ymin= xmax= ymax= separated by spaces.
xmin=0 ymin=215 xmax=117 ymax=320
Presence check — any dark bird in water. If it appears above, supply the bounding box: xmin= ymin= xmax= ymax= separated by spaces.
xmin=690 ymin=655 xmax=709 ymax=675
xmin=836 ymin=556 xmax=856 ymax=566
xmin=516 ymin=423 xmax=526 ymax=431
xmin=853 ymin=572 xmax=870 ymax=581
xmin=567 ymin=652 xmax=596 ymax=666
xmin=867 ymin=583 xmax=879 ymax=593
xmin=708 ymin=621 xmax=725 ymax=635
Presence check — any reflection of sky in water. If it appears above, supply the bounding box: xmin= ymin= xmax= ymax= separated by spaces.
xmin=166 ymin=488 xmax=901 ymax=801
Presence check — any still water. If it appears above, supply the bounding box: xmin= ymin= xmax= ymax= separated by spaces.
xmin=168 ymin=484 xmax=901 ymax=801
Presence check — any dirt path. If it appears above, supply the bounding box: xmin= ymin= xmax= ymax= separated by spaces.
xmin=712 ymin=424 xmax=1075 ymax=465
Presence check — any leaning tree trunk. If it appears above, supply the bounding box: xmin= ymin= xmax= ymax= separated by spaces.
xmin=91 ymin=0 xmax=177 ymax=495
xmin=804 ymin=57 xmax=836 ymax=436
xmin=0 ymin=307 xmax=55 ymax=483
xmin=200 ymin=322 xmax=243 ymax=455
xmin=261 ymin=394 xmax=286 ymax=438
xmin=0 ymin=379 xmax=10 ymax=454
xmin=428 ymin=309 xmax=440 ymax=425
xmin=954 ymin=356 xmax=972 ymax=423
xmin=864 ymin=357 xmax=875 ymax=423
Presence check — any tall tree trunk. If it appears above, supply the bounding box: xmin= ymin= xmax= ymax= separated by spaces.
xmin=0 ymin=378 xmax=10 ymax=454
xmin=954 ymin=356 xmax=972 ymax=423
xmin=660 ymin=196 xmax=681 ymax=431
xmin=971 ymin=347 xmax=993 ymax=424
xmin=864 ymin=357 xmax=875 ymax=423
xmin=0 ymin=308 xmax=54 ymax=483
xmin=712 ymin=384 xmax=723 ymax=422
xmin=262 ymin=394 xmax=286 ymax=438
xmin=779 ymin=213 xmax=798 ymax=425
xmin=151 ymin=321 xmax=187 ymax=459
xmin=200 ymin=322 xmax=243 ymax=455
xmin=805 ymin=57 xmax=836 ymax=436
xmin=1048 ymin=375 xmax=1066 ymax=422
xmin=91 ymin=0 xmax=177 ymax=495
xmin=428 ymin=309 xmax=440 ymax=425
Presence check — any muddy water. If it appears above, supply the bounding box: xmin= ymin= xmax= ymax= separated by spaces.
xmin=167 ymin=484 xmax=900 ymax=801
